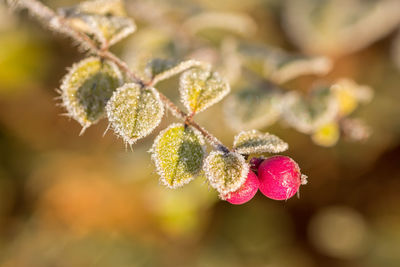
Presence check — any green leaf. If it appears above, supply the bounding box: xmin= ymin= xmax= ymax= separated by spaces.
xmin=203 ymin=151 xmax=249 ymax=196
xmin=60 ymin=57 xmax=123 ymax=129
xmin=233 ymin=130 xmax=288 ymax=155
xmin=151 ymin=123 xmax=206 ymax=188
xmin=84 ymin=14 xmax=136 ymax=47
xmin=282 ymin=87 xmax=339 ymax=134
xmin=282 ymin=0 xmax=400 ymax=56
xmin=59 ymin=0 xmax=135 ymax=47
xmin=106 ymin=83 xmax=164 ymax=145
xmin=180 ymin=68 xmax=230 ymax=114
xmin=240 ymin=43 xmax=332 ymax=83
xmin=224 ymin=86 xmax=282 ymax=131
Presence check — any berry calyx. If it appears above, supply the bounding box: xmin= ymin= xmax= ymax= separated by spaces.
xmin=249 ymin=157 xmax=264 ymax=173
xmin=224 ymin=170 xmax=259 ymax=205
xmin=258 ymin=155 xmax=303 ymax=200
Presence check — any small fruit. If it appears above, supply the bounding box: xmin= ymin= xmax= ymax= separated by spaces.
xmin=224 ymin=170 xmax=259 ymax=205
xmin=258 ymin=155 xmax=302 ymax=200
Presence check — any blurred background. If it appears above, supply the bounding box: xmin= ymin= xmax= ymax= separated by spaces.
xmin=1 ymin=0 xmax=400 ymax=266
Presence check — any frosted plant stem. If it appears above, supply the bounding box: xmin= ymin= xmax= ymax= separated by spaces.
xmin=10 ymin=0 xmax=229 ymax=152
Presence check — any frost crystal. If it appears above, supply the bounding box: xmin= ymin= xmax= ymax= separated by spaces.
xmin=60 ymin=57 xmax=123 ymax=129
xmin=180 ymin=68 xmax=230 ymax=114
xmin=203 ymin=151 xmax=249 ymax=196
xmin=151 ymin=123 xmax=206 ymax=188
xmin=224 ymin=87 xmax=282 ymax=131
xmin=233 ymin=130 xmax=288 ymax=155
xmin=106 ymin=83 xmax=164 ymax=145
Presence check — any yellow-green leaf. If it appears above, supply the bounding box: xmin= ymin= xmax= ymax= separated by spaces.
xmin=60 ymin=56 xmax=123 ymax=129
xmin=180 ymin=68 xmax=230 ymax=114
xmin=152 ymin=123 xmax=206 ymax=188
xmin=106 ymin=83 xmax=164 ymax=145
xmin=233 ymin=130 xmax=288 ymax=155
xmin=203 ymin=151 xmax=249 ymax=196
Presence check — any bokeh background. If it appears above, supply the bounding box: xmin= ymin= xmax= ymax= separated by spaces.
xmin=1 ymin=0 xmax=400 ymax=266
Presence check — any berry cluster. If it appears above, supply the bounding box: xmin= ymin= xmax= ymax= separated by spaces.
xmin=224 ymin=156 xmax=308 ymax=205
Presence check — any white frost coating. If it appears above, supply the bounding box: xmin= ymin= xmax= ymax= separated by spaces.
xmin=233 ymin=129 xmax=288 ymax=155
xmin=203 ymin=150 xmax=249 ymax=196
xmin=151 ymin=59 xmax=210 ymax=86
xmin=179 ymin=68 xmax=230 ymax=114
xmin=151 ymin=123 xmax=206 ymax=188
xmin=106 ymin=83 xmax=164 ymax=145
xmin=60 ymin=56 xmax=123 ymax=129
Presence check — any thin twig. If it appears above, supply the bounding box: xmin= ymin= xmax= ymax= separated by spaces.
xmin=10 ymin=0 xmax=229 ymax=151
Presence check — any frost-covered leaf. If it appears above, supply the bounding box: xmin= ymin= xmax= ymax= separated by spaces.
xmin=341 ymin=118 xmax=371 ymax=142
xmin=151 ymin=123 xmax=206 ymax=188
xmin=240 ymin=43 xmax=332 ymax=83
xmin=59 ymin=0 xmax=135 ymax=47
xmin=282 ymin=0 xmax=400 ymax=56
xmin=180 ymin=68 xmax=230 ymax=114
xmin=59 ymin=0 xmax=127 ymax=17
xmin=60 ymin=57 xmax=123 ymax=129
xmin=106 ymin=83 xmax=164 ymax=145
xmin=148 ymin=59 xmax=209 ymax=85
xmin=203 ymin=151 xmax=249 ymax=196
xmin=233 ymin=130 xmax=288 ymax=155
xmin=84 ymin=14 xmax=136 ymax=47
xmin=282 ymin=87 xmax=339 ymax=134
xmin=311 ymin=122 xmax=340 ymax=147
xmin=224 ymin=86 xmax=282 ymax=131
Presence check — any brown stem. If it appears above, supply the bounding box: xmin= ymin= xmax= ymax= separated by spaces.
xmin=12 ymin=0 xmax=229 ymax=151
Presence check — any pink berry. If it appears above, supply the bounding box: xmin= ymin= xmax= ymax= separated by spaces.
xmin=258 ymin=156 xmax=301 ymax=201
xmin=224 ymin=170 xmax=259 ymax=205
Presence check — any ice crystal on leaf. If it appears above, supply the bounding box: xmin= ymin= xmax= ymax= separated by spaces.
xmin=233 ymin=130 xmax=288 ymax=155
xmin=203 ymin=151 xmax=249 ymax=196
xmin=151 ymin=123 xmax=206 ymax=188
xmin=224 ymin=87 xmax=282 ymax=131
xmin=180 ymin=68 xmax=230 ymax=114
xmin=60 ymin=56 xmax=123 ymax=129
xmin=106 ymin=83 xmax=164 ymax=145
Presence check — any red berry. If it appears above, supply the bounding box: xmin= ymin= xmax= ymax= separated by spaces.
xmin=224 ymin=170 xmax=259 ymax=205
xmin=258 ymin=156 xmax=302 ymax=200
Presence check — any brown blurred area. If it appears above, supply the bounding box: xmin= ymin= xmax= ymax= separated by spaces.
xmin=0 ymin=0 xmax=400 ymax=266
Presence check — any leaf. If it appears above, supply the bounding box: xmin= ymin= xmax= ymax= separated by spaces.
xmin=282 ymin=87 xmax=339 ymax=134
xmin=282 ymin=0 xmax=400 ymax=56
xmin=233 ymin=130 xmax=288 ymax=155
xmin=106 ymin=83 xmax=164 ymax=145
xmin=180 ymin=68 xmax=230 ymax=114
xmin=60 ymin=57 xmax=123 ymax=129
xmin=203 ymin=151 xmax=249 ymax=196
xmin=224 ymin=86 xmax=282 ymax=131
xmin=151 ymin=123 xmax=206 ymax=188
xmin=147 ymin=59 xmax=209 ymax=85
xmin=84 ymin=14 xmax=136 ymax=47
xmin=240 ymin=43 xmax=332 ymax=83
xmin=59 ymin=0 xmax=135 ymax=47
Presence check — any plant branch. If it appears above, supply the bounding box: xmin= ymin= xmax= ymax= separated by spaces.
xmin=10 ymin=0 xmax=229 ymax=151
